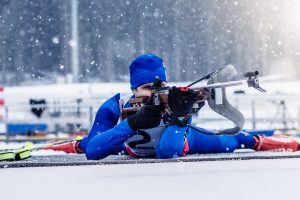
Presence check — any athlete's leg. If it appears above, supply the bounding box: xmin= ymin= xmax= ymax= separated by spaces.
xmin=85 ymin=120 xmax=135 ymax=160
xmin=187 ymin=128 xmax=256 ymax=154
xmin=156 ymin=126 xmax=187 ymax=158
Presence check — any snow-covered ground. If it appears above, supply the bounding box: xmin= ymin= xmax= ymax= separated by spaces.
xmin=1 ymin=158 xmax=300 ymax=200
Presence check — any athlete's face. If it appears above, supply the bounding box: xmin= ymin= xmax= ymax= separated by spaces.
xmin=133 ymin=82 xmax=167 ymax=97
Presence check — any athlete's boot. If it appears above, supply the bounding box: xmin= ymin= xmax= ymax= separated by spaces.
xmin=43 ymin=140 xmax=84 ymax=154
xmin=254 ymin=135 xmax=300 ymax=152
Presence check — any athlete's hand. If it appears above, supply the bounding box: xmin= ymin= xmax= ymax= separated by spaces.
xmin=168 ymin=86 xmax=197 ymax=116
xmin=127 ymin=104 xmax=165 ymax=131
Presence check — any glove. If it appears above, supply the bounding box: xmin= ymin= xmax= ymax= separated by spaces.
xmin=168 ymin=86 xmax=197 ymax=116
xmin=127 ymin=104 xmax=165 ymax=131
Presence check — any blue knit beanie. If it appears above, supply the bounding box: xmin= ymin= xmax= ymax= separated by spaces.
xmin=130 ymin=54 xmax=167 ymax=90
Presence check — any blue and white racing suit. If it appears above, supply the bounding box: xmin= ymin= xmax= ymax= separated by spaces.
xmin=79 ymin=93 xmax=256 ymax=160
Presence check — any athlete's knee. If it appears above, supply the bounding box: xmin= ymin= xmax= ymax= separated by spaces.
xmin=156 ymin=142 xmax=183 ymax=159
xmin=85 ymin=144 xmax=108 ymax=160
xmin=85 ymin=146 xmax=99 ymax=160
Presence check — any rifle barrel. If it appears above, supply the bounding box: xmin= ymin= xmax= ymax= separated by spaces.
xmin=190 ymin=80 xmax=246 ymax=90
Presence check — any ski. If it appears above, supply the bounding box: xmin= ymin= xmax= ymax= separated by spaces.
xmin=0 ymin=142 xmax=32 ymax=161
xmin=0 ymin=152 xmax=15 ymax=161
xmin=0 ymin=137 xmax=83 ymax=162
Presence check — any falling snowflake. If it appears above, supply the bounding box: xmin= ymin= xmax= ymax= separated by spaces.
xmin=52 ymin=37 xmax=59 ymax=44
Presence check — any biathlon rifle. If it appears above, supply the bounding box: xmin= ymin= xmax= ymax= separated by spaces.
xmin=122 ymin=65 xmax=266 ymax=135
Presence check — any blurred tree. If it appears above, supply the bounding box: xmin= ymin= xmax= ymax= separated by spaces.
xmin=0 ymin=0 xmax=299 ymax=86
